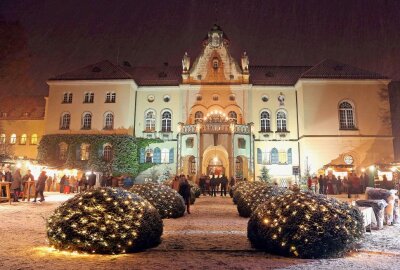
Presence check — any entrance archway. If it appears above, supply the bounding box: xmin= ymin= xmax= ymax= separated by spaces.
xmin=202 ymin=145 xmax=229 ymax=178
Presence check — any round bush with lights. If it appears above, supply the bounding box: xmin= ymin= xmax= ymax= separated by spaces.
xmin=47 ymin=188 xmax=163 ymax=254
xmin=248 ymin=192 xmax=364 ymax=258
xmin=130 ymin=183 xmax=186 ymax=219
xmin=189 ymin=181 xmax=201 ymax=198
xmin=237 ymin=185 xmax=290 ymax=217
xmin=233 ymin=181 xmax=266 ymax=205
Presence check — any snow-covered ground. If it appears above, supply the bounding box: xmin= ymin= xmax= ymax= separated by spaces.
xmin=0 ymin=192 xmax=399 ymax=270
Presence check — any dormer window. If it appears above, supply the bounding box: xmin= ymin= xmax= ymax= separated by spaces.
xmin=212 ymin=58 xmax=219 ymax=69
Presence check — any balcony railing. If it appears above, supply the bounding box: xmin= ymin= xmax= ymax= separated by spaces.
xmin=180 ymin=123 xmax=251 ymax=135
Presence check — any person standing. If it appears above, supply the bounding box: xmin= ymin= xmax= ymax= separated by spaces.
xmin=59 ymin=175 xmax=67 ymax=193
xmin=100 ymin=173 xmax=108 ymax=187
xmin=318 ymin=175 xmax=324 ymax=194
xmin=171 ymin=176 xmax=180 ymax=192
xmin=199 ymin=174 xmax=206 ymax=196
xmin=88 ymin=172 xmax=96 ymax=189
xmin=307 ymin=176 xmax=312 ymax=191
xmin=229 ymin=177 xmax=235 ymax=191
xmin=69 ymin=175 xmax=76 ymax=193
xmin=220 ymin=174 xmax=228 ymax=196
xmin=210 ymin=175 xmax=217 ymax=197
xmin=46 ymin=175 xmax=53 ymax=192
xmin=11 ymin=169 xmax=21 ymax=202
xmin=22 ymin=169 xmax=34 ymax=196
xmin=33 ymin=171 xmax=47 ymax=202
xmin=178 ymin=177 xmax=191 ymax=214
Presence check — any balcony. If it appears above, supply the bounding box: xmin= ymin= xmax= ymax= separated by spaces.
xmin=180 ymin=123 xmax=251 ymax=135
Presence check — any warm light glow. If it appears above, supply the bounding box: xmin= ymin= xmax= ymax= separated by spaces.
xmin=369 ymin=165 xmax=375 ymax=172
xmin=213 ymin=156 xmax=219 ymax=163
xmin=16 ymin=162 xmax=22 ymax=169
xmin=391 ymin=167 xmax=397 ymax=172
xmin=361 ymin=168 xmax=365 ymax=173
xmin=32 ymin=246 xmax=126 ymax=258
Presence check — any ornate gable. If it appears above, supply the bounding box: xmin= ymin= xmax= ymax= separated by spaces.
xmin=182 ymin=25 xmax=249 ymax=84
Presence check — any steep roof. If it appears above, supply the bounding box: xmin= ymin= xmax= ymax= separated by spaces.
xmin=300 ymin=59 xmax=388 ymax=80
xmin=249 ymin=66 xmax=311 ymax=86
xmin=0 ymin=96 xmax=46 ymax=120
xmin=49 ymin=60 xmax=133 ymax=81
xmin=122 ymin=66 xmax=181 ymax=86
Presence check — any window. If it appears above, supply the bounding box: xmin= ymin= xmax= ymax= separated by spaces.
xmin=228 ymin=111 xmax=237 ymax=123
xmin=161 ymin=148 xmax=169 ymax=164
xmin=145 ymin=110 xmax=156 ymax=132
xmin=63 ymin=92 xmax=73 ymax=103
xmin=212 ymin=58 xmax=219 ymax=69
xmin=60 ymin=112 xmax=71 ymax=130
xmin=105 ymin=92 xmax=116 ymax=103
xmin=145 ymin=149 xmax=153 ymax=163
xmin=339 ymin=101 xmax=355 ymax=129
xmin=31 ymin=134 xmax=38 ymax=145
xmin=276 ymin=111 xmax=287 ymax=132
xmin=287 ymin=148 xmax=292 ymax=164
xmin=186 ymin=138 xmax=194 ymax=148
xmin=190 ymin=156 xmax=196 ymax=174
xmin=212 ymin=95 xmax=219 ymax=101
xmin=103 ymin=145 xmax=112 ymax=161
xmin=195 ymin=111 xmax=203 ymax=123
xmin=0 ymin=134 xmax=5 ymax=144
xmin=104 ymin=112 xmax=114 ymax=130
xmin=279 ymin=151 xmax=287 ymax=164
xmin=10 ymin=134 xmax=16 ymax=144
xmin=82 ymin=112 xmax=92 ymax=129
xmin=238 ymin=138 xmax=246 ymax=149
xmin=260 ymin=111 xmax=270 ymax=132
xmin=161 ymin=111 xmax=172 ymax=132
xmin=271 ymin=148 xmax=279 ymax=164
xmin=80 ymin=143 xmax=90 ymax=160
xmin=84 ymin=92 xmax=94 ymax=103
xmin=20 ymin=134 xmax=27 ymax=145
xmin=58 ymin=142 xmax=68 ymax=160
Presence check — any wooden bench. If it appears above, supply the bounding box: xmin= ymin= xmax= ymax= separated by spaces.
xmin=0 ymin=182 xmax=12 ymax=204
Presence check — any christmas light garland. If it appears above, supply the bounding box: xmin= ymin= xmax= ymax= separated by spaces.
xmin=130 ymin=183 xmax=186 ymax=219
xmin=47 ymin=188 xmax=163 ymax=254
xmin=237 ymin=185 xmax=290 ymax=217
xmin=248 ymin=192 xmax=364 ymax=258
xmin=232 ymin=181 xmax=266 ymax=205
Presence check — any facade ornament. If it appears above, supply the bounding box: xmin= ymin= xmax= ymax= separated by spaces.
xmin=241 ymin=51 xmax=249 ymax=73
xmin=182 ymin=52 xmax=190 ymax=72
xmin=278 ymin=92 xmax=285 ymax=106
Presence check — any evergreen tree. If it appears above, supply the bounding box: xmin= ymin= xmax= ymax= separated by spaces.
xmin=258 ymin=166 xmax=271 ymax=183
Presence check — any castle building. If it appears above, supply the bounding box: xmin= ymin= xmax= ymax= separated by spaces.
xmin=44 ymin=25 xmax=393 ymax=183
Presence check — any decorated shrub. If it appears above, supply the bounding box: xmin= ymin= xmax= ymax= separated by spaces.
xmin=47 ymin=188 xmax=163 ymax=254
xmin=233 ymin=181 xmax=266 ymax=205
xmin=130 ymin=183 xmax=186 ymax=218
xmin=248 ymin=192 xmax=364 ymax=258
xmin=230 ymin=180 xmax=247 ymax=198
xmin=237 ymin=185 xmax=290 ymax=217
xmin=189 ymin=181 xmax=201 ymax=198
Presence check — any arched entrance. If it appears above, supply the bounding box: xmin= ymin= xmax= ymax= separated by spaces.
xmin=202 ymin=145 xmax=229 ymax=178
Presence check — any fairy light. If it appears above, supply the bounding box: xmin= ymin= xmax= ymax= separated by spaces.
xmin=248 ymin=192 xmax=364 ymax=258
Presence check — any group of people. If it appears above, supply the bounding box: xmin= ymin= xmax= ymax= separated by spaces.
xmin=1 ymin=167 xmax=48 ymax=203
xmin=171 ymin=174 xmax=191 ymax=214
xmin=307 ymin=173 xmax=370 ymax=197
xmin=198 ymin=174 xmax=236 ymax=197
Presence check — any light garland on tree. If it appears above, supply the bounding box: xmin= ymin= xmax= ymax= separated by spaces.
xmin=130 ymin=183 xmax=186 ymax=219
xmin=248 ymin=192 xmax=364 ymax=258
xmin=47 ymin=188 xmax=163 ymax=254
xmin=232 ymin=181 xmax=266 ymax=205
xmin=237 ymin=185 xmax=290 ymax=217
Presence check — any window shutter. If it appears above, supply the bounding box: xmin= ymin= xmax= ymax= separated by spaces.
xmin=257 ymin=148 xmax=262 ymax=164
xmin=153 ymin=147 xmax=161 ymax=164
xmin=139 ymin=148 xmax=145 ymax=164
xmin=287 ymin=148 xmax=292 ymax=164
xmin=169 ymin=148 xmax=174 ymax=163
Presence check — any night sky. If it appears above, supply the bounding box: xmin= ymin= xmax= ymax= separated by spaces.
xmin=1 ymin=0 xmax=400 ymax=96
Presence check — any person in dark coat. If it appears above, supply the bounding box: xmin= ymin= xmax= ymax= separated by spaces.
xmin=220 ymin=174 xmax=228 ymax=196
xmin=199 ymin=174 xmax=206 ymax=196
xmin=5 ymin=169 xmax=12 ymax=182
xmin=178 ymin=177 xmax=191 ymax=214
xmin=33 ymin=171 xmax=47 ymax=202
xmin=88 ymin=172 xmax=96 ymax=189
xmin=59 ymin=175 xmax=67 ymax=193
xmin=11 ymin=169 xmax=21 ymax=202
xmin=318 ymin=175 xmax=324 ymax=194
xmin=100 ymin=173 xmax=108 ymax=187
xmin=210 ymin=175 xmax=217 ymax=197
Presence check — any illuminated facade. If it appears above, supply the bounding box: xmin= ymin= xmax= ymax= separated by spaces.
xmin=45 ymin=25 xmax=394 ymax=183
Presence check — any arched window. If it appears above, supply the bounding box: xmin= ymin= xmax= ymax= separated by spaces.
xmin=104 ymin=112 xmax=114 ymax=130
xmin=58 ymin=142 xmax=68 ymax=160
xmin=287 ymin=148 xmax=292 ymax=164
xmin=161 ymin=111 xmax=172 ymax=132
xmin=276 ymin=111 xmax=287 ymax=132
xmin=195 ymin=111 xmax=203 ymax=123
xmin=80 ymin=143 xmax=90 ymax=160
xmin=31 ymin=134 xmax=38 ymax=145
xmin=10 ymin=134 xmax=16 ymax=144
xmin=161 ymin=148 xmax=169 ymax=163
xmin=20 ymin=134 xmax=27 ymax=145
xmin=60 ymin=112 xmax=71 ymax=130
xmin=103 ymin=145 xmax=112 ymax=161
xmin=339 ymin=101 xmax=355 ymax=129
xmin=82 ymin=112 xmax=92 ymax=129
xmin=0 ymin=134 xmax=6 ymax=144
xmin=228 ymin=111 xmax=237 ymax=123
xmin=145 ymin=110 xmax=156 ymax=132
xmin=271 ymin=148 xmax=279 ymax=164
xmin=260 ymin=111 xmax=270 ymax=132
xmin=63 ymin=92 xmax=73 ymax=103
